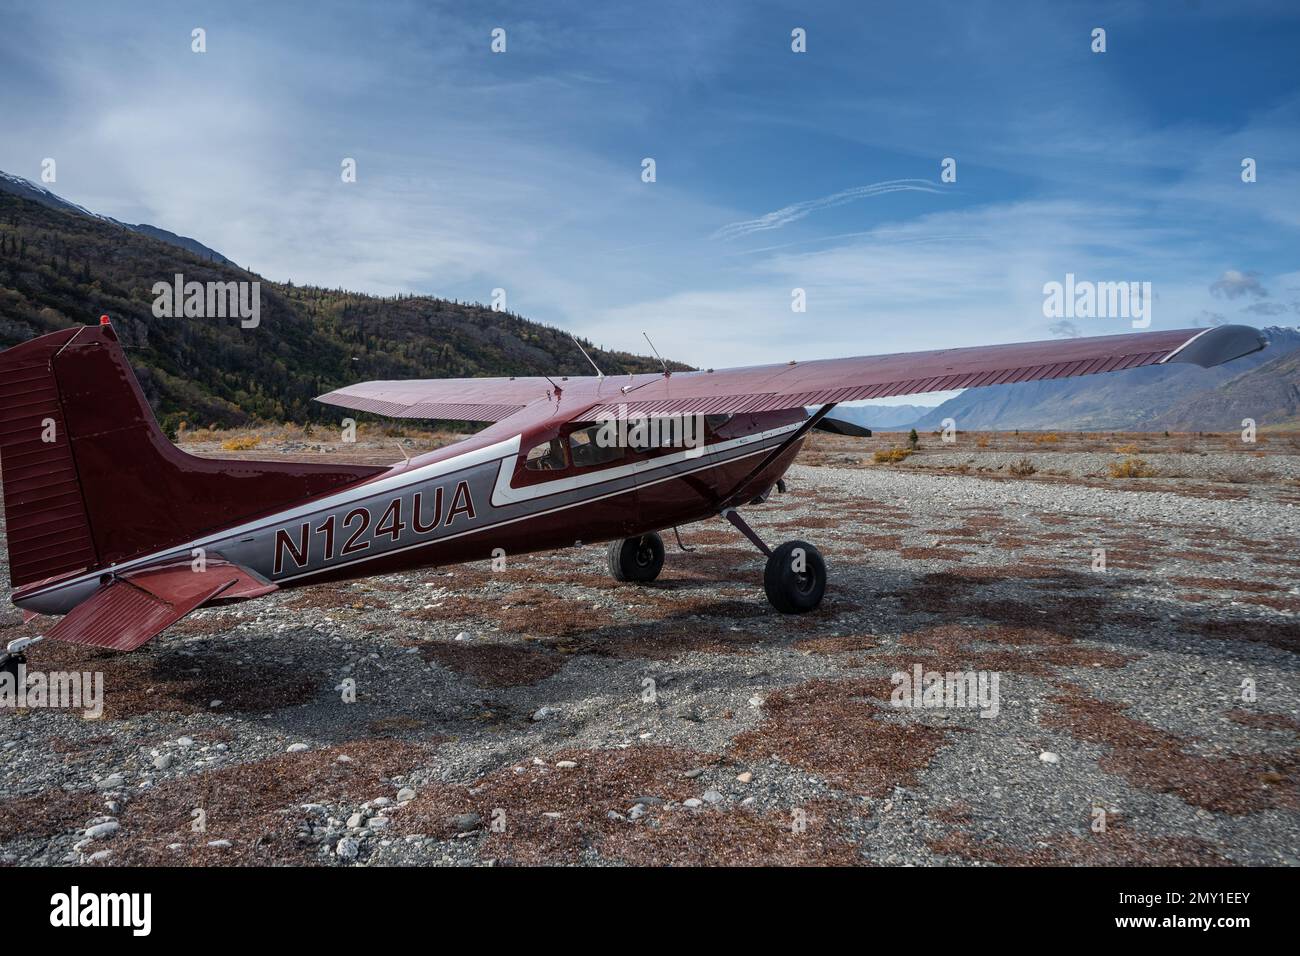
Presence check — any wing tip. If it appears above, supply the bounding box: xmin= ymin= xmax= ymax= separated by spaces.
xmin=1164 ymin=324 xmax=1267 ymax=368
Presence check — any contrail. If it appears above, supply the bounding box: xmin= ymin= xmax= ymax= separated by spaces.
xmin=711 ymin=178 xmax=943 ymax=241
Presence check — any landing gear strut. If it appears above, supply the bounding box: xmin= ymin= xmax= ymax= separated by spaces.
xmin=722 ymin=509 xmax=826 ymax=614
xmin=607 ymin=532 xmax=665 ymax=582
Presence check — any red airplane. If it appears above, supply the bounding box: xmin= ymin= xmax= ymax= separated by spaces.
xmin=0 ymin=317 xmax=1266 ymax=673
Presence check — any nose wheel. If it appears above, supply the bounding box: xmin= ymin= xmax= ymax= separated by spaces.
xmin=607 ymin=532 xmax=665 ymax=582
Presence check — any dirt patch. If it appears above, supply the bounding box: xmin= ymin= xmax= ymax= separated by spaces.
xmin=794 ymin=634 xmax=882 ymax=654
xmin=1043 ymin=686 xmax=1299 ymax=815
xmin=108 ymin=740 xmax=433 ymax=865
xmin=416 ymin=641 xmax=566 ymax=688
xmin=1225 ymin=709 xmax=1300 ymax=735
xmin=928 ymin=817 xmax=1229 ymax=866
xmin=730 ymin=678 xmax=961 ymax=797
xmin=20 ymin=640 xmax=326 ymax=719
xmin=0 ymin=788 xmax=103 ymax=841
xmin=395 ymin=745 xmax=723 ymax=865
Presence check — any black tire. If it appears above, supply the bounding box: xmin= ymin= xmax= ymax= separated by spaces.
xmin=607 ymin=533 xmax=665 ymax=583
xmin=0 ymin=652 xmax=21 ymax=685
xmin=764 ymin=540 xmax=826 ymax=614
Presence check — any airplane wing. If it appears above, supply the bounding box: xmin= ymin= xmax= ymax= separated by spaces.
xmin=42 ymin=558 xmax=276 ymax=651
xmin=578 ymin=325 xmax=1267 ymax=418
xmin=315 ymin=376 xmax=567 ymax=422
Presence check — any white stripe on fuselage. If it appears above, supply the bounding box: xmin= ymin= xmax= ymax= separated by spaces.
xmin=19 ymin=422 xmax=801 ymax=606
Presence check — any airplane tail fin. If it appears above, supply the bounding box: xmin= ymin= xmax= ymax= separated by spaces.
xmin=0 ymin=318 xmax=384 ymax=590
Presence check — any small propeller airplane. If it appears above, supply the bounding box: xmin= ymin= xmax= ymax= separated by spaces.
xmin=0 ymin=316 xmax=1267 ymax=673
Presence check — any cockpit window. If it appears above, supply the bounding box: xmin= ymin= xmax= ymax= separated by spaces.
xmin=524 ymin=438 xmax=567 ymax=471
xmin=705 ymin=414 xmax=733 ymax=433
xmin=568 ymin=425 xmax=624 ymax=468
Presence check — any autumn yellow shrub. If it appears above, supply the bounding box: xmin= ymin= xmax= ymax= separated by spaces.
xmin=1109 ymin=457 xmax=1157 ymax=478
xmin=873 ymin=448 xmax=914 ymax=464
xmin=221 ymin=435 xmax=261 ymax=451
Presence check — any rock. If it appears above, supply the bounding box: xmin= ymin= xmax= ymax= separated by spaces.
xmin=451 ymin=812 xmax=483 ymax=833
xmin=337 ymin=755 xmax=353 ymax=763
xmin=369 ymin=816 xmax=390 ymax=829
xmin=177 ymin=737 xmax=194 ymax=747
xmin=628 ymin=804 xmax=647 ymax=820
xmin=748 ymin=695 xmax=764 ymax=708
xmin=209 ymin=700 xmax=223 ymax=708
xmin=153 ymin=754 xmax=173 ymax=771
xmin=206 ymin=839 xmax=232 ymax=849
xmin=372 ymin=797 xmax=392 ymax=807
xmin=84 ymin=821 xmax=119 ymax=839
xmin=736 ymin=772 xmax=753 ymax=784
xmin=702 ymin=790 xmax=723 ymax=804
xmin=683 ymin=798 xmax=703 ymax=809
xmin=95 ymin=774 xmax=124 ymax=791
xmin=555 ymin=760 xmax=578 ymax=769
xmin=87 ymin=850 xmax=113 ymax=863
xmin=1039 ymin=751 xmax=1061 ymax=764
xmin=683 ymin=768 xmax=704 ymax=779
xmin=335 ymin=837 xmax=360 ymax=860
xmin=347 ymin=812 xmax=366 ymax=829
xmin=287 ymin=743 xmax=310 ymax=753
xmin=532 ymin=706 xmax=557 ymax=722
xmin=454 ymin=631 xmax=472 ymax=642
xmin=397 ymin=787 xmax=416 ymax=802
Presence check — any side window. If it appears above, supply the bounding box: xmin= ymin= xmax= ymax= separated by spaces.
xmin=569 ymin=425 xmax=624 ymax=468
xmin=524 ymin=438 xmax=567 ymax=471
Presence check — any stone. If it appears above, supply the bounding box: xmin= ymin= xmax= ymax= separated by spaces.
xmin=736 ymin=772 xmax=753 ymax=783
xmin=335 ymin=837 xmax=360 ymax=860
xmin=451 ymin=812 xmax=482 ymax=833
xmin=287 ymin=743 xmax=310 ymax=753
xmin=1039 ymin=751 xmax=1061 ymax=764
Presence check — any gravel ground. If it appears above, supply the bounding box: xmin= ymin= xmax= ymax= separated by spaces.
xmin=1 ymin=441 xmax=1297 ymax=867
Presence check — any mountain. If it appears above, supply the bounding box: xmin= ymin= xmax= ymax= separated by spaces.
xmin=910 ymin=327 xmax=1300 ymax=432
xmin=821 ymin=403 xmax=933 ymax=429
xmin=1151 ymin=347 xmax=1300 ymax=431
xmin=0 ymin=172 xmax=231 ymax=264
xmin=0 ymin=179 xmax=679 ymax=431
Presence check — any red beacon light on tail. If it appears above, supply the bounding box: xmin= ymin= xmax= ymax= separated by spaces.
xmin=99 ymin=314 xmax=111 ymax=326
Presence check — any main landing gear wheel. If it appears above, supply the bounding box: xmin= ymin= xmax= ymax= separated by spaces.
xmin=607 ymin=532 xmax=665 ymax=583
xmin=764 ymin=540 xmax=826 ymax=614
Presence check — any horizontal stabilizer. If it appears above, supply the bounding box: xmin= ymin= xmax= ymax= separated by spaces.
xmin=813 ymin=417 xmax=872 ymax=437
xmin=43 ymin=558 xmax=276 ymax=651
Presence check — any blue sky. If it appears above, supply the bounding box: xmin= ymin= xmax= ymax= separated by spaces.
xmin=1 ymin=0 xmax=1297 ymax=393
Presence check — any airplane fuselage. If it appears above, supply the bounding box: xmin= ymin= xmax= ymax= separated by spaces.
xmin=14 ymin=408 xmax=806 ymax=616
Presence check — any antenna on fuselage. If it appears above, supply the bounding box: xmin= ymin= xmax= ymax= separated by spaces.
xmin=570 ymin=333 xmax=604 ymax=380
xmin=642 ymin=331 xmax=671 ymax=377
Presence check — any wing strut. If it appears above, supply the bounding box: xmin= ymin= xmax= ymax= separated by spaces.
xmin=716 ymin=403 xmax=837 ymax=509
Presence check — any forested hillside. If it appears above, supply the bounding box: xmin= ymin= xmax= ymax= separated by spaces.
xmin=0 ymin=189 xmax=679 ymax=433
